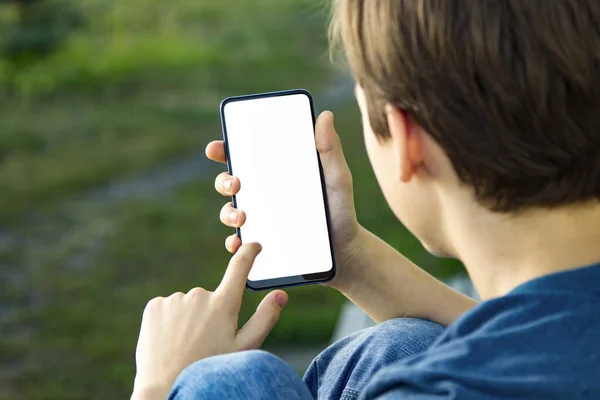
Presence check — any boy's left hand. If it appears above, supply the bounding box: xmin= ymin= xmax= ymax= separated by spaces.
xmin=131 ymin=243 xmax=288 ymax=399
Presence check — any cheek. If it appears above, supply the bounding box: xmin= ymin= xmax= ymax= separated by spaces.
xmin=361 ymin=105 xmax=384 ymax=174
xmin=363 ymin=127 xmax=395 ymax=199
xmin=363 ymin=122 xmax=381 ymax=175
xmin=362 ymin=117 xmax=440 ymax=252
xmin=357 ymin=87 xmax=393 ymax=191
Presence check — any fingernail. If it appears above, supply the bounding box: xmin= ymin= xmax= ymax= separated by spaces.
xmin=228 ymin=211 xmax=238 ymax=224
xmin=276 ymin=293 xmax=287 ymax=308
xmin=223 ymin=179 xmax=232 ymax=192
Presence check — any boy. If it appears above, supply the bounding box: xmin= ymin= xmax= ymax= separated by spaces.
xmin=131 ymin=1 xmax=600 ymax=399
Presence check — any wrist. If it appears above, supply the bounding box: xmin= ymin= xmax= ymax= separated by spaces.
xmin=131 ymin=382 xmax=171 ymax=400
xmin=330 ymin=225 xmax=368 ymax=292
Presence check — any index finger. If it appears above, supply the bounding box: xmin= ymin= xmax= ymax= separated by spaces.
xmin=205 ymin=140 xmax=227 ymax=164
xmin=215 ymin=243 xmax=262 ymax=308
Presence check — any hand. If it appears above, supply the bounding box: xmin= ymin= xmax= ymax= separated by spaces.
xmin=131 ymin=243 xmax=288 ymax=400
xmin=206 ymin=111 xmax=362 ymax=289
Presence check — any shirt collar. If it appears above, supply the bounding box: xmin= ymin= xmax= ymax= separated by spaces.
xmin=509 ymin=261 xmax=600 ymax=296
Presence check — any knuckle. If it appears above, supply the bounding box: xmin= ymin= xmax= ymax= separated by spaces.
xmin=237 ymin=211 xmax=246 ymax=223
xmin=166 ymin=292 xmax=184 ymax=302
xmin=186 ymin=287 xmax=209 ymax=299
xmin=214 ymin=172 xmax=228 ymax=190
xmin=219 ymin=204 xmax=229 ymax=219
xmin=341 ymin=170 xmax=353 ymax=187
xmin=145 ymin=296 xmax=163 ymax=311
xmin=233 ymin=253 xmax=251 ymax=266
xmin=220 ymin=203 xmax=234 ymax=223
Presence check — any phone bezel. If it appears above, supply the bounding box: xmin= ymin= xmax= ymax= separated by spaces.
xmin=219 ymin=89 xmax=337 ymax=291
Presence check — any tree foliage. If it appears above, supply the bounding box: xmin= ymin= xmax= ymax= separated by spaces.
xmin=0 ymin=0 xmax=83 ymax=64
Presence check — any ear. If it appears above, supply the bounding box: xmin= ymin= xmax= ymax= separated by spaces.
xmin=385 ymin=104 xmax=423 ymax=183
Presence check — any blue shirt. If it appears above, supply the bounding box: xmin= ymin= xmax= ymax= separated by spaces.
xmin=363 ymin=263 xmax=600 ymax=399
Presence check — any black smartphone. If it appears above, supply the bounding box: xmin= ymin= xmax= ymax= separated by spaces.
xmin=220 ymin=89 xmax=336 ymax=290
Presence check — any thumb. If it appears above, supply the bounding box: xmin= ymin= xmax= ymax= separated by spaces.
xmin=236 ymin=290 xmax=288 ymax=350
xmin=315 ymin=111 xmax=352 ymax=187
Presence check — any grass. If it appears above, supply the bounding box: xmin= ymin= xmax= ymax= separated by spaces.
xmin=0 ymin=0 xmax=331 ymax=221
xmin=0 ymin=1 xmax=464 ymax=398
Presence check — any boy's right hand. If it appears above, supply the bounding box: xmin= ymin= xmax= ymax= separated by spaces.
xmin=206 ymin=110 xmax=362 ymax=289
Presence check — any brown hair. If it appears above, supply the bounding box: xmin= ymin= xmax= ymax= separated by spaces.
xmin=330 ymin=0 xmax=600 ymax=212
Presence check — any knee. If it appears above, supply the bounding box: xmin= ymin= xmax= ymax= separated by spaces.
xmin=171 ymin=350 xmax=292 ymax=399
xmin=175 ymin=350 xmax=287 ymax=381
xmin=366 ymin=318 xmax=445 ymax=356
xmin=304 ymin=319 xmax=444 ymax=399
xmin=314 ymin=318 xmax=444 ymax=374
xmin=328 ymin=318 xmax=444 ymax=360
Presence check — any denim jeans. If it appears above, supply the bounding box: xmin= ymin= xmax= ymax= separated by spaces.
xmin=169 ymin=318 xmax=445 ymax=400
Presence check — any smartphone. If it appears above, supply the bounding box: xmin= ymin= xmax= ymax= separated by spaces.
xmin=220 ymin=89 xmax=336 ymax=290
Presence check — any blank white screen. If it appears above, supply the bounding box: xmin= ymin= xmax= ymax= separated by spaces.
xmin=223 ymin=93 xmax=333 ymax=282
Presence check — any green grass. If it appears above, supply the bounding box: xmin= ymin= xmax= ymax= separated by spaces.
xmin=1 ymin=0 xmax=330 ymax=95
xmin=0 ymin=0 xmax=331 ymax=221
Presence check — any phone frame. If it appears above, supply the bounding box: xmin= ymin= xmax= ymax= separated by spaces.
xmin=220 ymin=89 xmax=336 ymax=290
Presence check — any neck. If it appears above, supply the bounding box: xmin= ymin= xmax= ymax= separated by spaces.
xmin=447 ymin=199 xmax=600 ymax=300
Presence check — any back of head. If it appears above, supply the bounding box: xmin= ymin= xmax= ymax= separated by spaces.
xmin=331 ymin=0 xmax=600 ymax=212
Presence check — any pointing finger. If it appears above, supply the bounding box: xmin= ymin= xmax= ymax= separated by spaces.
xmin=215 ymin=243 xmax=262 ymax=310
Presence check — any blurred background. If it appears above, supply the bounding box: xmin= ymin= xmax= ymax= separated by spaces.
xmin=0 ymin=0 xmax=464 ymax=398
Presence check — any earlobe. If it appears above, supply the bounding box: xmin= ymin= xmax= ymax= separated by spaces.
xmin=385 ymin=105 xmax=422 ymax=183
